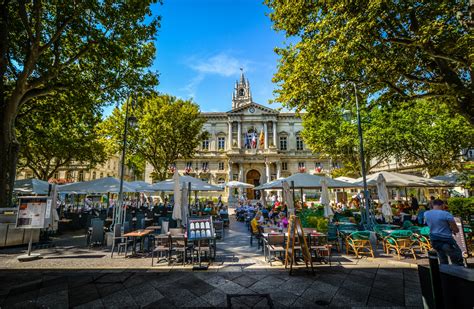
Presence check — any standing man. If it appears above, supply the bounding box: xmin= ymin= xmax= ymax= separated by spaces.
xmin=410 ymin=194 xmax=419 ymax=211
xmin=424 ymin=199 xmax=463 ymax=266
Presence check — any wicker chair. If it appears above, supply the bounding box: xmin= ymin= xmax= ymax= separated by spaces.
xmin=411 ymin=233 xmax=432 ymax=254
xmin=384 ymin=230 xmax=417 ymax=260
xmin=346 ymin=231 xmax=374 ymax=258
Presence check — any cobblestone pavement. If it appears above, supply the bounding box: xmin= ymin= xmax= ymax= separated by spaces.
xmin=0 ymin=212 xmax=427 ymax=308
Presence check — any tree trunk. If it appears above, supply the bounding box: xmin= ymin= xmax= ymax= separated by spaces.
xmin=0 ymin=108 xmax=20 ymax=208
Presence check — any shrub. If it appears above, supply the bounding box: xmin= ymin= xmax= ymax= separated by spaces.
xmin=447 ymin=197 xmax=474 ymax=222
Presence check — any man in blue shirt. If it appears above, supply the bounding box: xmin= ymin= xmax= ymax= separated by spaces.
xmin=424 ymin=199 xmax=463 ymax=266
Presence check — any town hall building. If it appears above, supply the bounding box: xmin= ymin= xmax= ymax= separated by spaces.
xmin=144 ymin=72 xmax=340 ymax=199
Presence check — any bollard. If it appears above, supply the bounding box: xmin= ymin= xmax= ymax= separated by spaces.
xmin=428 ymin=250 xmax=444 ymax=309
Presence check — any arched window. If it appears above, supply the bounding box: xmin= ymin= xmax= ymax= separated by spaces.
xmin=239 ymin=88 xmax=245 ymax=96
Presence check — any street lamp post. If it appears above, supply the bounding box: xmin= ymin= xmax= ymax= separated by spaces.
xmin=344 ymin=83 xmax=374 ymax=229
xmin=113 ymin=96 xmax=137 ymax=229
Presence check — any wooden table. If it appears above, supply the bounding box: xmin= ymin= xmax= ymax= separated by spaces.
xmin=146 ymin=225 xmax=161 ymax=232
xmin=123 ymin=229 xmax=152 ymax=256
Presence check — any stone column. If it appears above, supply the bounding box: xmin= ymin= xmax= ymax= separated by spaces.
xmin=228 ymin=161 xmax=233 ymax=181
xmin=265 ymin=160 xmax=270 ymax=183
xmin=276 ymin=162 xmax=281 ymax=179
xmin=237 ymin=121 xmax=242 ymax=149
xmin=239 ymin=163 xmax=244 ymax=182
xmin=263 ymin=122 xmax=268 ymax=149
xmin=272 ymin=121 xmax=277 ymax=147
xmin=228 ymin=121 xmax=232 ymax=150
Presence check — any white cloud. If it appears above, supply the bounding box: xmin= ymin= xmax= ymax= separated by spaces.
xmin=181 ymin=73 xmax=204 ymax=99
xmin=190 ymin=53 xmax=243 ymax=77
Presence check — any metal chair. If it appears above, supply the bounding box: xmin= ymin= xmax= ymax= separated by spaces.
xmin=264 ymin=234 xmax=285 ymax=266
xmin=110 ymin=224 xmax=131 ymax=258
xmin=89 ymin=219 xmax=104 ymax=247
xmin=213 ymin=221 xmax=224 ymax=239
xmin=151 ymin=235 xmax=171 ymax=266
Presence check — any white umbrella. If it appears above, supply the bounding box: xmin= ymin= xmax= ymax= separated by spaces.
xmin=172 ymin=169 xmax=182 ymax=222
xmin=282 ymin=180 xmax=294 ymax=215
xmin=181 ymin=181 xmax=189 ymax=227
xmin=58 ymin=177 xmax=136 ymax=193
xmin=127 ymin=180 xmax=155 ymax=192
xmin=376 ymin=173 xmax=393 ymax=223
xmin=152 ymin=175 xmax=223 ymax=192
xmin=254 ymin=173 xmax=354 ymax=190
xmin=14 ymin=178 xmax=50 ymax=195
xmin=225 ymin=180 xmax=254 ymax=188
xmin=320 ymin=178 xmax=333 ymax=218
xmin=354 ymin=171 xmax=444 ymax=187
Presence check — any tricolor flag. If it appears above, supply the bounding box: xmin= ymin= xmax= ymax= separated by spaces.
xmin=244 ymin=133 xmax=249 ymax=148
xmin=251 ymin=132 xmax=257 ymax=148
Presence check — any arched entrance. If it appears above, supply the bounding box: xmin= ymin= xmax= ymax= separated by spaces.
xmin=246 ymin=170 xmax=261 ymax=200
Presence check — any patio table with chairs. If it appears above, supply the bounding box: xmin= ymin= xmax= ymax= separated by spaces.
xmin=123 ymin=229 xmax=152 ymax=257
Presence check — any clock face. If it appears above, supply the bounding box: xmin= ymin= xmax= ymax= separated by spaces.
xmin=249 ymin=107 xmax=255 ymax=113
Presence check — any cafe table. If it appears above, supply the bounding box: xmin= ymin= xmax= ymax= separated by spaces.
xmin=123 ymin=229 xmax=152 ymax=256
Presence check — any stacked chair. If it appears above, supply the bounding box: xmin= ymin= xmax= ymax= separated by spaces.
xmin=345 ymin=231 xmax=375 ymax=258
xmin=383 ymin=230 xmax=417 ymax=260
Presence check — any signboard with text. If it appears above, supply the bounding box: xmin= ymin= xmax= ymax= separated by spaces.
xmin=16 ymin=197 xmax=49 ymax=229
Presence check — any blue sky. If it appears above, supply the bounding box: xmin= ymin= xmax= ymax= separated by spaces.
xmin=150 ymin=0 xmax=287 ymax=112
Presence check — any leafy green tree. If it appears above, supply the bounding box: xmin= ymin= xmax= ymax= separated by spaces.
xmin=265 ymin=1 xmax=473 ymax=123
xmin=16 ymin=93 xmax=107 ymax=180
xmin=302 ymin=99 xmax=473 ymax=177
xmin=0 ymin=1 xmax=160 ymax=206
xmin=368 ymin=100 xmax=474 ymax=176
xmin=302 ymin=104 xmax=388 ymax=177
xmin=100 ymin=95 xmax=207 ymax=181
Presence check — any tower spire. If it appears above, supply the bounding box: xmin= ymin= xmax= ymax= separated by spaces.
xmin=232 ymin=69 xmax=252 ymax=109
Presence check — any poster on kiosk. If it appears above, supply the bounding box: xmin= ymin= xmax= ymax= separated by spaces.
xmin=16 ymin=185 xmax=56 ymax=261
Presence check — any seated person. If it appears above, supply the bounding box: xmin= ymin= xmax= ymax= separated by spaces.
xmin=250 ymin=214 xmax=264 ymax=235
xmin=279 ymin=213 xmax=289 ymax=229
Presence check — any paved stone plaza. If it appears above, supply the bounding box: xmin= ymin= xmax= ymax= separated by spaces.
xmin=0 ymin=216 xmax=427 ymax=308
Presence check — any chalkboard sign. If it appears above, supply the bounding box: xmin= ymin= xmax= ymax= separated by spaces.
xmin=285 ymin=215 xmax=314 ymax=275
xmin=453 ymin=217 xmax=470 ymax=259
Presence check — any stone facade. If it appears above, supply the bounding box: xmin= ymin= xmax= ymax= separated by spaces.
xmin=16 ymin=154 xmax=136 ymax=183
xmin=144 ymin=73 xmax=340 ymax=198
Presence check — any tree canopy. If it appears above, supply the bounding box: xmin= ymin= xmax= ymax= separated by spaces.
xmin=265 ymin=0 xmax=473 ymax=124
xmin=302 ymin=99 xmax=474 ymax=177
xmin=100 ymin=95 xmax=207 ymax=181
xmin=0 ymin=1 xmax=160 ymax=206
xmin=16 ymin=93 xmax=107 ymax=181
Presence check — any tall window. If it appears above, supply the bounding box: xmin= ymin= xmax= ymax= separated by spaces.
xmin=218 ymin=137 xmax=225 ymax=150
xmin=281 ymin=162 xmax=288 ymax=171
xmin=296 ymin=136 xmax=304 ymax=150
xmin=66 ymin=170 xmax=73 ymax=180
xmin=279 ymin=136 xmax=287 ymax=150
xmin=53 ymin=171 xmax=59 ymax=179
xmin=298 ymin=162 xmax=305 ymax=168
xmin=100 ymin=172 xmax=104 ymax=178
xmin=186 ymin=162 xmax=193 ymax=169
xmin=201 ymin=162 xmax=209 ymax=171
xmin=78 ymin=171 xmax=84 ymax=181
xmin=218 ymin=162 xmax=225 ymax=170
xmin=202 ymin=139 xmax=209 ymax=150
xmin=92 ymin=172 xmax=96 ymax=180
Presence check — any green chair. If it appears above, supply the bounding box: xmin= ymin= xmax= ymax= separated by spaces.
xmin=338 ymin=217 xmax=351 ymax=223
xmin=327 ymin=224 xmax=340 ymax=252
xmin=384 ymin=230 xmax=416 ymax=260
xmin=419 ymin=226 xmax=430 ymax=237
xmin=402 ymin=220 xmax=414 ymax=229
xmin=346 ymin=231 xmax=374 ymax=258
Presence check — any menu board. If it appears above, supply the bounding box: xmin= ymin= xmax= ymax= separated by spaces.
xmin=16 ymin=197 xmax=49 ymax=229
xmin=187 ymin=216 xmax=214 ymax=240
xmin=453 ymin=216 xmax=469 ymax=258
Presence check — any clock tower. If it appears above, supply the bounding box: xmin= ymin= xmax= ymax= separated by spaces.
xmin=232 ymin=69 xmax=252 ymax=109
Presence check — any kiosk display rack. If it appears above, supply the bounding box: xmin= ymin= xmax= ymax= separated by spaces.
xmin=187 ymin=216 xmax=214 ymax=270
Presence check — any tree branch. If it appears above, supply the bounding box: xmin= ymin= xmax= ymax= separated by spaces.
xmin=18 ymin=0 xmax=34 ymax=42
